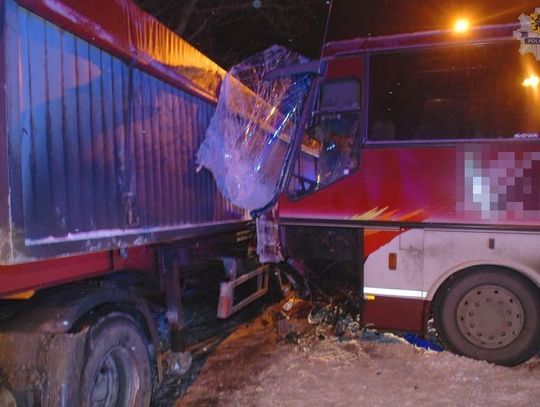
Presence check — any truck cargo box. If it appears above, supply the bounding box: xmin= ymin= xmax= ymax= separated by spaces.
xmin=0 ymin=0 xmax=249 ymax=265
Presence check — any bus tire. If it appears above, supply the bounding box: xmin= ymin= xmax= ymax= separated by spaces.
xmin=434 ymin=267 xmax=540 ymax=366
xmin=80 ymin=312 xmax=153 ymax=406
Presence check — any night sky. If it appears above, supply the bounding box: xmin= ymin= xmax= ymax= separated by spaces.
xmin=327 ymin=0 xmax=539 ymax=41
xmin=137 ymin=0 xmax=539 ymax=67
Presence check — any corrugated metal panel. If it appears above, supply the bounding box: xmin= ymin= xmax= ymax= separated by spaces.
xmin=128 ymin=68 xmax=239 ymax=227
xmin=7 ymin=4 xmax=247 ymax=259
xmin=0 ymin=0 xmax=12 ymax=262
xmin=17 ymin=0 xmax=226 ymax=101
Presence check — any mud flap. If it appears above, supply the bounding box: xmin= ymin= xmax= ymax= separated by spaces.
xmin=217 ymin=259 xmax=269 ymax=319
xmin=0 ymin=328 xmax=87 ymax=406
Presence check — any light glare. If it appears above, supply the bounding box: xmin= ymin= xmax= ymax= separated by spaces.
xmin=454 ymin=18 xmax=470 ymax=33
xmin=522 ymin=75 xmax=540 ymax=88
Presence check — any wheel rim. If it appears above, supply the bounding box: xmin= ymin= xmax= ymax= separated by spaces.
xmin=90 ymin=347 xmax=139 ymax=407
xmin=456 ymin=284 xmax=525 ymax=350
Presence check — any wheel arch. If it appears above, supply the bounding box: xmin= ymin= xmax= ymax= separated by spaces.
xmin=428 ymin=263 xmax=540 ymax=365
xmin=7 ymin=283 xmax=163 ymax=382
xmin=0 ymin=281 xmax=163 ymax=404
xmin=78 ymin=309 xmax=155 ymax=406
xmin=71 ymin=300 xmax=162 ymax=381
xmin=428 ymin=262 xmax=540 ymax=314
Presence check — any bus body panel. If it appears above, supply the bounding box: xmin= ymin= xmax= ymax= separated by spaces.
xmin=281 ymin=142 xmax=540 ymax=230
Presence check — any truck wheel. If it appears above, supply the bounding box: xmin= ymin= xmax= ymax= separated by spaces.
xmin=434 ymin=267 xmax=540 ymax=366
xmin=80 ymin=312 xmax=153 ymax=407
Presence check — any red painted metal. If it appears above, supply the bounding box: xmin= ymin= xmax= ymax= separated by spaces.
xmin=281 ymin=143 xmax=540 ymax=236
xmin=111 ymin=246 xmax=157 ymax=271
xmin=325 ymin=56 xmax=363 ymax=80
xmin=280 ymin=146 xmax=456 ymax=244
xmin=363 ymin=297 xmax=427 ymax=333
xmin=17 ymin=0 xmax=133 ymax=60
xmin=0 ymin=253 xmax=112 ymax=296
xmin=0 ymin=247 xmax=156 ymax=296
xmin=323 ymin=23 xmax=519 ymax=58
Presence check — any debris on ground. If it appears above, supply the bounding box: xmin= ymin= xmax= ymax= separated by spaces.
xmin=152 ymin=270 xmax=538 ymax=406
xmin=176 ymin=295 xmax=540 ymax=407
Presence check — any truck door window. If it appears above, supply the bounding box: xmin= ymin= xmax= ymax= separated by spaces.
xmin=287 ymin=79 xmax=362 ymax=198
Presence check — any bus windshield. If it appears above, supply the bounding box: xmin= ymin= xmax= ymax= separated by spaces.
xmin=197 ymin=46 xmax=314 ymax=210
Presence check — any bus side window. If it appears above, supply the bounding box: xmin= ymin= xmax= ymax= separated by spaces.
xmin=368 ymin=42 xmax=540 ymax=141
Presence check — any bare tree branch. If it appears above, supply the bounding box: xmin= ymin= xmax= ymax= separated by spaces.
xmin=187 ymin=17 xmax=208 ymax=41
xmin=173 ymin=0 xmax=200 ymax=36
xmin=134 ymin=0 xmax=328 ymax=67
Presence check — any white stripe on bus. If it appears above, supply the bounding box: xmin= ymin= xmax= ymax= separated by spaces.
xmin=363 ymin=287 xmax=427 ymax=299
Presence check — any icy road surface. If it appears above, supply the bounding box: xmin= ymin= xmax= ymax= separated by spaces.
xmin=177 ymin=311 xmax=540 ymax=407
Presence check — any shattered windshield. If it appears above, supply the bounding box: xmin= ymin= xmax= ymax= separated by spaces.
xmin=197 ymin=46 xmax=314 ymax=211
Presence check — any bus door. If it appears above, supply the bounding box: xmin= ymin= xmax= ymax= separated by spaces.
xmin=286 ymin=56 xmax=364 ymax=199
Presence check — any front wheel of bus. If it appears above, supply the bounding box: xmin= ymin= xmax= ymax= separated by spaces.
xmin=434 ymin=267 xmax=540 ymax=366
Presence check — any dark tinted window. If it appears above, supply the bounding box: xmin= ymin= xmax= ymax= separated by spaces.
xmin=368 ymin=42 xmax=540 ymax=141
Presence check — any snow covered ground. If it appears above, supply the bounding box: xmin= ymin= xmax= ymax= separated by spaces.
xmin=177 ymin=311 xmax=540 ymax=406
xmin=227 ymin=337 xmax=539 ymax=406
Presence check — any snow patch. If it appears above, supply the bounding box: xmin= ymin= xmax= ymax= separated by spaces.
xmin=25 ymin=220 xmax=244 ymax=246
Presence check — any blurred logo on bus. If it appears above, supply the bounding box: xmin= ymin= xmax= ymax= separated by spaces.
xmin=514 ymin=8 xmax=540 ymax=60
xmin=531 ymin=12 xmax=540 ymax=33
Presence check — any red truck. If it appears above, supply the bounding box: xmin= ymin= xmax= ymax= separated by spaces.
xmin=0 ymin=0 xmax=268 ymax=405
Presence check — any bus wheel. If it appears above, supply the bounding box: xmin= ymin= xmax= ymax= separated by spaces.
xmin=434 ymin=267 xmax=540 ymax=366
xmin=80 ymin=312 xmax=153 ymax=407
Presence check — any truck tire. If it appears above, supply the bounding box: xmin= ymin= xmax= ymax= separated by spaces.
xmin=80 ymin=312 xmax=153 ymax=407
xmin=434 ymin=267 xmax=540 ymax=366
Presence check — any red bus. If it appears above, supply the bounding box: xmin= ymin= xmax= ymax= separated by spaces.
xmin=275 ymin=23 xmax=540 ymax=366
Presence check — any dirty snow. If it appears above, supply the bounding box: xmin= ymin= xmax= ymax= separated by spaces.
xmin=177 ymin=310 xmax=540 ymax=407
xmin=24 ymin=220 xmax=246 ymax=245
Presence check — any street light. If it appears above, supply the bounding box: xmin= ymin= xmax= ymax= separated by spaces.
xmin=454 ymin=18 xmax=470 ymax=33
xmin=522 ymin=74 xmax=540 ymax=88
